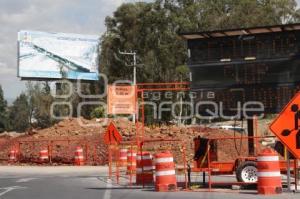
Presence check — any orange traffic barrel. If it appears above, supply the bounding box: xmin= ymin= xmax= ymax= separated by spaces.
xmin=119 ymin=148 xmax=128 ymax=167
xmin=127 ymin=149 xmax=137 ymax=174
xmin=136 ymin=151 xmax=154 ymax=185
xmin=74 ymin=146 xmax=85 ymax=166
xmin=257 ymin=148 xmax=282 ymax=195
xmin=39 ymin=149 xmax=49 ymax=162
xmin=154 ymin=151 xmax=177 ymax=192
xmin=9 ymin=149 xmax=17 ymax=162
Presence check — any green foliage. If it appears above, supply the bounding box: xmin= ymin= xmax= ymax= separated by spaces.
xmin=0 ymin=85 xmax=8 ymax=132
xmin=100 ymin=0 xmax=300 ymax=123
xmin=175 ymin=65 xmax=190 ymax=81
xmin=26 ymin=82 xmax=55 ymax=128
xmin=164 ymin=0 xmax=300 ymax=32
xmin=101 ymin=2 xmax=187 ymax=83
xmin=90 ymin=106 xmax=105 ymax=118
xmin=101 ymin=0 xmax=300 ymax=84
xmin=8 ymin=93 xmax=30 ymax=132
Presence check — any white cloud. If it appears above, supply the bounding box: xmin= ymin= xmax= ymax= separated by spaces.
xmin=0 ymin=0 xmax=143 ymax=99
xmin=0 ymin=62 xmax=6 ymax=67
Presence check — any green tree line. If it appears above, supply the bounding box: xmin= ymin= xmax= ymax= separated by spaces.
xmin=100 ymin=0 xmax=300 ymax=83
xmin=100 ymin=0 xmax=300 ymax=124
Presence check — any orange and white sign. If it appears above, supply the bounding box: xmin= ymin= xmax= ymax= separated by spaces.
xmin=103 ymin=122 xmax=122 ymax=145
xmin=269 ymin=92 xmax=300 ymax=159
xmin=107 ymin=85 xmax=136 ymax=114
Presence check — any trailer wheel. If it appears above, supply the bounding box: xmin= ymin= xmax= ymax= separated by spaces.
xmin=236 ymin=161 xmax=257 ymax=183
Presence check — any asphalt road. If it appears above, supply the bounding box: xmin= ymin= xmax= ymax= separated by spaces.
xmin=0 ymin=166 xmax=299 ymax=199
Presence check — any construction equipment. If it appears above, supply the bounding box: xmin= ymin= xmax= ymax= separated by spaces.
xmin=192 ymin=135 xmax=295 ymax=187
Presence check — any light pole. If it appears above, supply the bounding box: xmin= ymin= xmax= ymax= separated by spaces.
xmin=119 ymin=50 xmax=137 ymax=123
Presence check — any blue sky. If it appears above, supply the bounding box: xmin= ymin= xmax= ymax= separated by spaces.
xmin=0 ymin=0 xmax=299 ymax=100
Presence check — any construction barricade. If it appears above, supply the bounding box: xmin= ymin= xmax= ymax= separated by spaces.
xmin=1 ymin=137 xmax=105 ymax=165
xmin=136 ymin=151 xmax=154 ymax=185
xmin=108 ymin=138 xmax=187 ymax=190
xmin=155 ymin=151 xmax=177 ymax=191
xmin=109 ymin=141 xmax=137 ymax=186
xmin=9 ymin=149 xmax=18 ymax=162
xmin=127 ymin=148 xmax=137 ymax=174
xmin=141 ymin=139 xmax=187 ymax=190
xmin=39 ymin=149 xmax=49 ymax=163
xmin=191 ymin=135 xmax=267 ymax=190
xmin=118 ymin=148 xmax=127 ymax=167
xmin=188 ymin=135 xmax=297 ymax=192
xmin=257 ymin=148 xmax=282 ymax=195
xmin=74 ymin=146 xmax=85 ymax=166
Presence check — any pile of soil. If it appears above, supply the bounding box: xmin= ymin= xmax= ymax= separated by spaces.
xmin=0 ymin=117 xmax=251 ymax=165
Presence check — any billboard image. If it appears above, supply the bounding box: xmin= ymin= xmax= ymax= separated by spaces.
xmin=17 ymin=30 xmax=100 ymax=80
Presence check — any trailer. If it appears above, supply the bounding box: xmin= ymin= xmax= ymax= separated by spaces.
xmin=192 ymin=135 xmax=296 ymax=187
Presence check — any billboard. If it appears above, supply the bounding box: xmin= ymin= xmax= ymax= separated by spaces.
xmin=107 ymin=85 xmax=136 ymax=115
xmin=17 ymin=30 xmax=100 ymax=80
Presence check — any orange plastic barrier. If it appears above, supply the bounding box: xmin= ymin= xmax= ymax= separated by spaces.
xmin=127 ymin=149 xmax=137 ymax=174
xmin=74 ymin=146 xmax=85 ymax=166
xmin=136 ymin=151 xmax=154 ymax=185
xmin=39 ymin=149 xmax=49 ymax=162
xmin=154 ymin=151 xmax=177 ymax=192
xmin=257 ymin=148 xmax=282 ymax=195
xmin=119 ymin=148 xmax=128 ymax=167
xmin=9 ymin=149 xmax=17 ymax=162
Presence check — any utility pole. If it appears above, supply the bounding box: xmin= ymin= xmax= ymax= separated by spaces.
xmin=119 ymin=50 xmax=137 ymax=123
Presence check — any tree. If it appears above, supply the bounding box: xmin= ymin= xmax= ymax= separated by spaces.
xmin=101 ymin=0 xmax=300 ymax=124
xmin=101 ymin=0 xmax=300 ymax=83
xmin=8 ymin=93 xmax=30 ymax=132
xmin=162 ymin=0 xmax=300 ymax=32
xmin=26 ymin=82 xmax=55 ymax=128
xmin=0 ymin=85 xmax=8 ymax=132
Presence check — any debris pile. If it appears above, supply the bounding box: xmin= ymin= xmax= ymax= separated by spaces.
xmin=0 ymin=117 xmax=252 ymax=165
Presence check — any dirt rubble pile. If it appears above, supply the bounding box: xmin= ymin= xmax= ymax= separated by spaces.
xmin=143 ymin=125 xmax=250 ymax=163
xmin=0 ymin=117 xmax=250 ymax=165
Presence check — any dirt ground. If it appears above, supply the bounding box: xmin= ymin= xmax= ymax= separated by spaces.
xmin=0 ymin=117 xmax=274 ymax=165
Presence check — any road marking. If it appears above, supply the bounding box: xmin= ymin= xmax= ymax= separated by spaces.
xmin=16 ymin=178 xmax=37 ymax=183
xmin=0 ymin=186 xmax=26 ymax=197
xmin=103 ymin=179 xmax=112 ymax=199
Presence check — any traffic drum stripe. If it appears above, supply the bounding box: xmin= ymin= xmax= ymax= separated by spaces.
xmin=156 ymin=170 xmax=176 ymax=176
xmin=155 ymin=157 xmax=173 ymax=163
xmin=127 ymin=153 xmax=137 ymax=157
xmin=75 ymin=156 xmax=84 ymax=159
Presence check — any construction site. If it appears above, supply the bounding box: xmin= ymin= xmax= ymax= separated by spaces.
xmin=2 ymin=1 xmax=300 ymax=199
